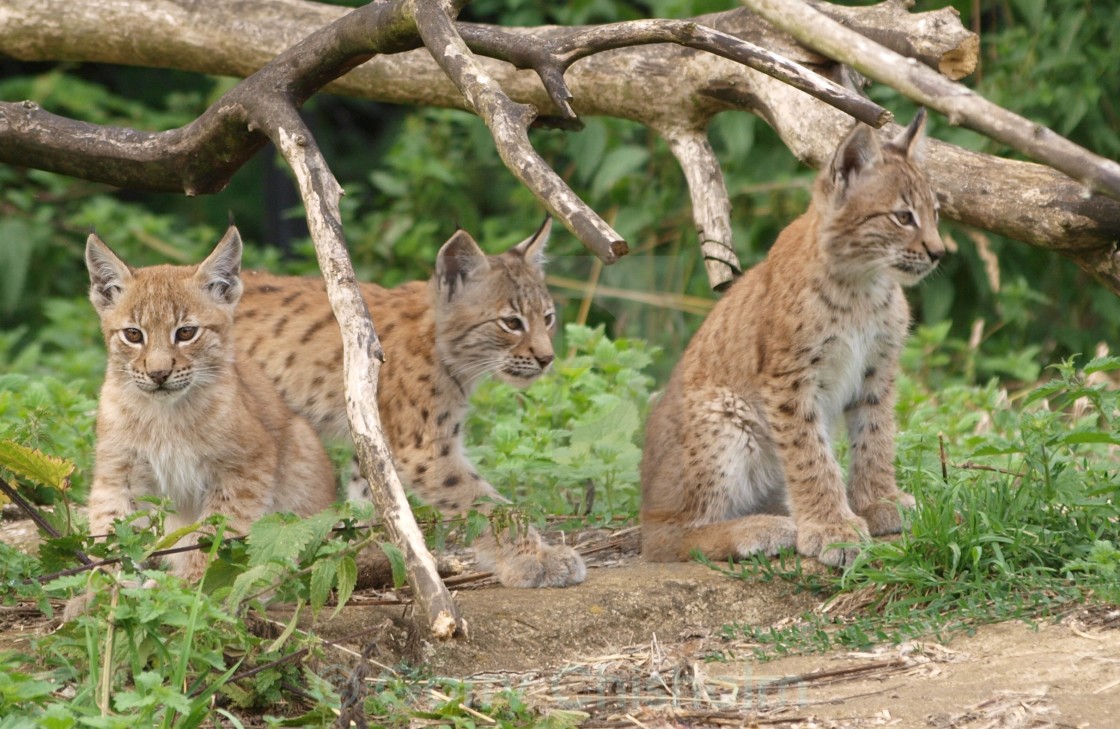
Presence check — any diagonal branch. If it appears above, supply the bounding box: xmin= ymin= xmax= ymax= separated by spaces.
xmin=742 ymin=0 xmax=1120 ymax=202
xmin=413 ymin=0 xmax=628 ymax=263
xmin=262 ymin=105 xmax=463 ymax=640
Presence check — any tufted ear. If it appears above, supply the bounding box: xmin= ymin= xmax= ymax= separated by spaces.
xmin=85 ymin=232 xmax=133 ymax=314
xmin=197 ymin=225 xmax=244 ymax=306
xmin=828 ymin=122 xmax=883 ymax=198
xmin=435 ymin=228 xmax=490 ymax=300
xmin=511 ymin=216 xmax=551 ymax=271
xmin=887 ymin=107 xmax=928 ymax=160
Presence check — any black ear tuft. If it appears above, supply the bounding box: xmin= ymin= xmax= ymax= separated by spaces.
xmin=888 ymin=108 xmax=928 ymax=160
xmin=512 ymin=215 xmax=551 ymax=270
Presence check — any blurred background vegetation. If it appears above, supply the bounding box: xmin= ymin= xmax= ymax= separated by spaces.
xmin=0 ymin=0 xmax=1117 ymax=498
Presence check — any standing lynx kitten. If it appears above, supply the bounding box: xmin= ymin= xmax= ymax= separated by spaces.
xmin=82 ymin=228 xmax=336 ymax=583
xmin=235 ymin=220 xmax=586 ymax=588
xmin=641 ymin=111 xmax=944 ymax=566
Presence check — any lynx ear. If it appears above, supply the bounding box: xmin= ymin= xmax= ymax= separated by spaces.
xmin=197 ymin=225 xmax=244 ymax=306
xmin=888 ymin=107 xmax=928 ymax=160
xmin=511 ymin=216 xmax=551 ymax=271
xmin=829 ymin=123 xmax=883 ymax=195
xmin=85 ymin=232 xmax=133 ymax=313
xmin=436 ymin=228 xmax=490 ymax=300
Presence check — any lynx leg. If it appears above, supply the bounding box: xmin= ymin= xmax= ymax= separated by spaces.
xmin=845 ymin=335 xmax=915 ymax=536
xmin=643 ymin=514 xmax=797 ymax=562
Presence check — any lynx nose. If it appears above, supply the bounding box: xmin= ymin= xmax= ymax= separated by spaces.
xmin=149 ymin=370 xmax=171 ymax=385
xmin=535 ymin=353 xmax=554 ymax=369
xmin=924 ymin=239 xmax=946 ymax=263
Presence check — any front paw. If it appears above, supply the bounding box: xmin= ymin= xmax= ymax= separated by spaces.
xmin=858 ymin=492 xmax=916 ymax=536
xmin=495 ymin=542 xmax=587 ymax=588
xmin=797 ymin=517 xmax=868 ymax=567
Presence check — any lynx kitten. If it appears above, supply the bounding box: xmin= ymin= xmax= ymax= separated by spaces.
xmin=641 ymin=111 xmax=944 ymax=566
xmin=82 ymin=228 xmax=336 ymax=583
xmin=235 ymin=220 xmax=586 ymax=587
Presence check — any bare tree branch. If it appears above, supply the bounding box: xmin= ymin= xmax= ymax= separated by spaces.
xmin=459 ymin=19 xmax=891 ymax=128
xmin=742 ymin=0 xmax=1120 ymax=203
xmin=807 ymin=0 xmax=978 ymax=81
xmin=0 ymin=1 xmax=1117 ymax=287
xmin=262 ymin=105 xmax=464 ymax=640
xmin=660 ymin=128 xmax=740 ymax=288
xmin=413 ymin=0 xmax=628 ymax=263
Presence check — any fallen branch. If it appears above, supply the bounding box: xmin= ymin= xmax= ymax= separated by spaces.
xmin=742 ymin=0 xmax=1120 ymax=202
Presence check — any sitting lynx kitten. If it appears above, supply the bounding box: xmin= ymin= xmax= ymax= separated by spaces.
xmin=235 ymin=220 xmax=586 ymax=587
xmin=81 ymin=228 xmax=336 ymax=586
xmin=641 ymin=110 xmax=944 ymax=566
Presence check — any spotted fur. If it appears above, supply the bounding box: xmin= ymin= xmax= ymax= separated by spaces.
xmin=236 ymin=220 xmax=586 ymax=588
xmin=641 ymin=111 xmax=944 ymax=567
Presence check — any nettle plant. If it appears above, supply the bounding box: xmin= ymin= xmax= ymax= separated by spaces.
xmin=467 ymin=324 xmax=658 ymax=521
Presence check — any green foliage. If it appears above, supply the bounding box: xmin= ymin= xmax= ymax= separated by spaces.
xmin=719 ymin=346 xmax=1120 ymax=658
xmin=468 ymin=324 xmax=657 ymax=519
xmin=0 ymin=373 xmax=96 ymax=501
xmin=0 ymin=497 xmax=383 ymax=725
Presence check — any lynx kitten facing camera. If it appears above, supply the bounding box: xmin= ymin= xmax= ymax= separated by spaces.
xmin=641 ymin=111 xmax=944 ymax=566
xmin=80 ymin=227 xmax=336 ymax=585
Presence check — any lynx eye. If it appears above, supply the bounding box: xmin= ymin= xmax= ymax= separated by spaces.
xmin=499 ymin=316 xmax=525 ymax=333
xmin=892 ymin=210 xmax=917 ymax=227
xmin=121 ymin=328 xmax=144 ymax=345
xmin=543 ymin=312 xmax=556 ymax=328
xmin=175 ymin=326 xmax=199 ymax=343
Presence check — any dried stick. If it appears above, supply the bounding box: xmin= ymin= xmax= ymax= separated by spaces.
xmin=414 ymin=0 xmax=628 ymax=263
xmin=0 ymin=476 xmax=92 ymax=565
xmin=261 ymin=104 xmax=463 ymax=640
xmin=660 ymin=127 xmax=741 ymax=289
xmin=742 ymin=0 xmax=1120 ymax=202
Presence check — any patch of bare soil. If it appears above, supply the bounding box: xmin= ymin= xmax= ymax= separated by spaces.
xmin=315 ymin=532 xmax=1120 ymax=728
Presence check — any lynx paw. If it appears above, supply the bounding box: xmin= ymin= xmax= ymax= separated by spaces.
xmin=735 ymin=516 xmax=798 ymax=557
xmin=797 ymin=517 xmax=869 ymax=567
xmin=858 ymin=492 xmax=916 ymax=536
xmin=494 ymin=542 xmax=587 ymax=588
xmin=62 ymin=576 xmax=159 ymax=621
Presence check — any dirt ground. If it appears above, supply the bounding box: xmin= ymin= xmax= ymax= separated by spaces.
xmin=311 ymin=530 xmax=1120 ymax=728
xmin=5 ymin=518 xmax=1120 ymax=728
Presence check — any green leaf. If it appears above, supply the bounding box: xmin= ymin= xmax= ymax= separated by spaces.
xmin=266 ymin=598 xmax=304 ymax=653
xmin=225 ymin=564 xmax=280 ymax=610
xmin=569 ymin=399 xmax=639 ymax=447
xmin=309 ymin=558 xmax=338 ymax=614
xmin=378 ymin=542 xmax=408 ymax=590
xmin=0 ymin=439 xmax=74 ymax=492
xmin=1057 ymin=431 xmax=1120 ymax=446
xmin=332 ymin=556 xmax=358 ymax=618
xmin=246 ymin=509 xmax=338 ymax=566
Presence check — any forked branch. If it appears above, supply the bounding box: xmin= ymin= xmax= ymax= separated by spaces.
xmin=742 ymin=0 xmax=1120 ymax=202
